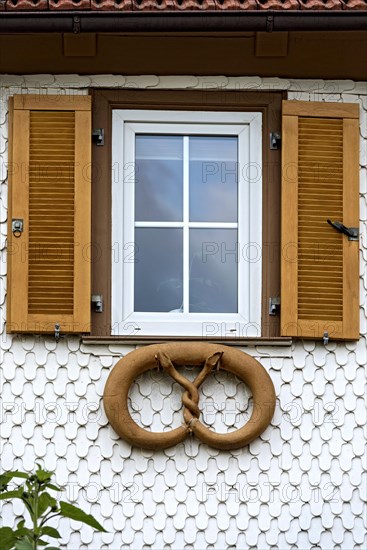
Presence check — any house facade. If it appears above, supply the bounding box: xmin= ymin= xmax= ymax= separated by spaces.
xmin=0 ymin=7 xmax=366 ymax=549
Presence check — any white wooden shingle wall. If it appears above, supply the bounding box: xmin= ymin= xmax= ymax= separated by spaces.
xmin=0 ymin=75 xmax=366 ymax=550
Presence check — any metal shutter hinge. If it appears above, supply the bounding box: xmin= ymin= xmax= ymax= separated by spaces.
xmin=270 ymin=132 xmax=281 ymax=150
xmin=92 ymin=295 xmax=103 ymax=313
xmin=92 ymin=128 xmax=104 ymax=146
xmin=54 ymin=323 xmax=61 ymax=343
xmin=269 ymin=297 xmax=280 ymax=315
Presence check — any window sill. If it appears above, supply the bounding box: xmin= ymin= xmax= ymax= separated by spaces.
xmin=82 ymin=335 xmax=292 ymax=347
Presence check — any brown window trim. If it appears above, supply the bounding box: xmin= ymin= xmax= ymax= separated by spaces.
xmin=91 ymin=88 xmax=286 ymax=340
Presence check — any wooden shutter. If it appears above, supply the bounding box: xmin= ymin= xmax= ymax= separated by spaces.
xmin=7 ymin=95 xmax=92 ymax=334
xmin=281 ymin=100 xmax=360 ymax=340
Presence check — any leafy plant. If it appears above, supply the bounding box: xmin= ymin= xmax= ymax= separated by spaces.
xmin=0 ymin=465 xmax=106 ymax=550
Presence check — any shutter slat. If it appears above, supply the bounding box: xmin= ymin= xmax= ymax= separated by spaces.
xmin=281 ymin=100 xmax=359 ymax=340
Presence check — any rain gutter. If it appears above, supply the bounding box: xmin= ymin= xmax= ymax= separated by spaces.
xmin=0 ymin=11 xmax=366 ymax=33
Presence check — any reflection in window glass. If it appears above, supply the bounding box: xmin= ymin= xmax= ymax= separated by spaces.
xmin=135 ymin=135 xmax=183 ymax=222
xmin=134 ymin=228 xmax=183 ymax=312
xmin=189 ymin=228 xmax=238 ymax=313
xmin=189 ymin=136 xmax=238 ymax=223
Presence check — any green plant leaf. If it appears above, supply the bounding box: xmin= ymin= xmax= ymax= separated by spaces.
xmin=16 ymin=520 xmax=25 ymax=530
xmin=9 ymin=471 xmax=28 ymax=479
xmin=35 ymin=468 xmax=52 ymax=483
xmin=40 ymin=527 xmax=61 ymax=539
xmin=0 ymin=527 xmax=16 ymax=550
xmin=37 ymin=540 xmax=48 ymax=547
xmin=14 ymin=527 xmax=34 ymax=538
xmin=59 ymin=502 xmax=106 ymax=532
xmin=0 ymin=489 xmax=23 ymax=500
xmin=0 ymin=475 xmax=11 ymax=491
xmin=0 ymin=471 xmax=28 ymax=492
xmin=37 ymin=492 xmax=57 ymax=517
xmin=44 ymin=547 xmax=60 ymax=549
xmin=45 ymin=484 xmax=63 ymax=492
xmin=4 ymin=471 xmax=29 ymax=480
xmin=15 ymin=540 xmax=33 ymax=550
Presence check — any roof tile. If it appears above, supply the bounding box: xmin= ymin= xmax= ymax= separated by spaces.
xmin=48 ymin=0 xmax=91 ymax=8
xmin=10 ymin=0 xmax=47 ymax=8
xmin=299 ymin=0 xmax=342 ymax=8
xmin=257 ymin=0 xmax=299 ymax=8
xmin=342 ymin=0 xmax=367 ymax=7
xmin=216 ymin=0 xmax=258 ymax=7
xmin=91 ymin=0 xmax=133 ymax=7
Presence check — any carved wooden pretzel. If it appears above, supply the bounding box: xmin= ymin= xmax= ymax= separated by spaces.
xmin=103 ymin=343 xmax=276 ymax=450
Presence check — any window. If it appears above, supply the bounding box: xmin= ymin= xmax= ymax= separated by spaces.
xmin=111 ymin=110 xmax=262 ymax=336
xmin=7 ymin=91 xmax=359 ymax=340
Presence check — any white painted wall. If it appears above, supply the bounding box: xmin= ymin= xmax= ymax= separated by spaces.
xmin=0 ymin=75 xmax=366 ymax=549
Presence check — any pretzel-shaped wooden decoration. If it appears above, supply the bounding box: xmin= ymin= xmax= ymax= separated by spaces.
xmin=103 ymin=342 xmax=276 ymax=451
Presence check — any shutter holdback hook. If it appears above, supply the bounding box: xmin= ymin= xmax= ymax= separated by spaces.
xmin=327 ymin=219 xmax=359 ymax=241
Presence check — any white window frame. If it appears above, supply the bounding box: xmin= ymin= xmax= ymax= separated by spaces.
xmin=111 ymin=109 xmax=262 ymax=337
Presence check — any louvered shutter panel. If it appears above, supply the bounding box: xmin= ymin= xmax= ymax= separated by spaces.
xmin=7 ymin=95 xmax=92 ymax=333
xmin=281 ymin=100 xmax=359 ymax=340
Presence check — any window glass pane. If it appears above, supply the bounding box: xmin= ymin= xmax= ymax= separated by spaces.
xmin=134 ymin=228 xmax=183 ymax=312
xmin=189 ymin=136 xmax=238 ymax=222
xmin=189 ymin=229 xmax=238 ymax=313
xmin=135 ymin=135 xmax=183 ymax=222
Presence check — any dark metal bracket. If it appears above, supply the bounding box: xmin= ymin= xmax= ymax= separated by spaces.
xmin=327 ymin=219 xmax=359 ymax=241
xmin=269 ymin=297 xmax=280 ymax=316
xmin=270 ymin=132 xmax=281 ymax=150
xmin=73 ymin=16 xmax=81 ymax=34
xmin=266 ymin=15 xmax=274 ymax=33
xmin=92 ymin=128 xmax=105 ymax=146
xmin=91 ymin=294 xmax=103 ymax=313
